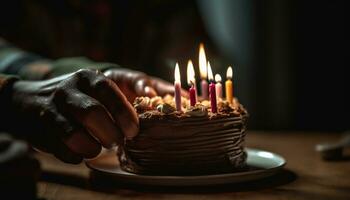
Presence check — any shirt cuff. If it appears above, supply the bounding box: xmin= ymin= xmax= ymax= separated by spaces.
xmin=0 ymin=74 xmax=19 ymax=94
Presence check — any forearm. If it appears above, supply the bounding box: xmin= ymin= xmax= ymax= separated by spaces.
xmin=0 ymin=40 xmax=51 ymax=80
xmin=0 ymin=38 xmax=120 ymax=80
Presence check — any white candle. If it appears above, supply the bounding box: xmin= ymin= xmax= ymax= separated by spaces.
xmin=215 ymin=74 xmax=222 ymax=99
xmin=174 ymin=62 xmax=182 ymax=111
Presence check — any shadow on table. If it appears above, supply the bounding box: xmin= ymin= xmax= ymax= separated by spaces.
xmin=41 ymin=168 xmax=297 ymax=193
xmin=324 ymin=155 xmax=350 ymax=162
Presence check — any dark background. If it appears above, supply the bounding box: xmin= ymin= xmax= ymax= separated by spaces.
xmin=0 ymin=0 xmax=346 ymax=131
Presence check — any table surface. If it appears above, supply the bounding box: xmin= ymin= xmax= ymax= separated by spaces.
xmin=36 ymin=131 xmax=350 ymax=200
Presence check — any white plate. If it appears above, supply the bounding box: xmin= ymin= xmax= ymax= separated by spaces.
xmin=86 ymin=148 xmax=286 ymax=186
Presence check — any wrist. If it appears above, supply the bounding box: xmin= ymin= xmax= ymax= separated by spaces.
xmin=49 ymin=57 xmax=120 ymax=78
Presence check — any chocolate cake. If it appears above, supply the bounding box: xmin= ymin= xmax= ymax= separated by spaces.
xmin=117 ymin=95 xmax=248 ymax=175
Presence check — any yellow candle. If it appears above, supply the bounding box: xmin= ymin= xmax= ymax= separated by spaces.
xmin=225 ymin=66 xmax=233 ymax=104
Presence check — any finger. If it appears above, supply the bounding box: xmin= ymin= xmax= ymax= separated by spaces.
xmin=53 ymin=143 xmax=83 ymax=164
xmin=104 ymin=69 xmax=157 ymax=98
xmin=35 ymin=106 xmax=75 ymax=152
xmin=83 ymin=74 xmax=139 ymax=139
xmin=135 ymin=79 xmax=157 ymax=97
xmin=151 ymin=77 xmax=189 ymax=98
xmin=63 ymin=128 xmax=102 ymax=159
xmin=104 ymin=69 xmax=187 ymax=98
xmin=57 ymin=90 xmax=123 ymax=148
xmin=39 ymin=107 xmax=101 ymax=159
xmin=39 ymin=109 xmax=81 ymax=164
xmin=103 ymin=69 xmax=138 ymax=98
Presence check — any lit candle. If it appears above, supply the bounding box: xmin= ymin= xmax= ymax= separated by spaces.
xmin=187 ymin=60 xmax=198 ymax=100
xmin=199 ymin=43 xmax=208 ymax=99
xmin=207 ymin=61 xmax=217 ymax=113
xmin=215 ymin=74 xmax=222 ymax=99
xmin=174 ymin=62 xmax=182 ymax=111
xmin=187 ymin=60 xmax=197 ymax=106
xmin=225 ymin=66 xmax=233 ymax=104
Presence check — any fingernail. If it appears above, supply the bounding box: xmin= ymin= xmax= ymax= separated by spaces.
xmin=84 ymin=148 xmax=104 ymax=161
xmin=144 ymin=86 xmax=157 ymax=97
xmin=117 ymin=111 xmax=139 ymax=139
xmin=110 ymin=142 xmax=118 ymax=148
xmin=124 ymin=121 xmax=139 ymax=139
xmin=115 ymin=99 xmax=140 ymax=139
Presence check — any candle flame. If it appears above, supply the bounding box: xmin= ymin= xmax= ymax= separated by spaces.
xmin=207 ymin=61 xmax=214 ymax=81
xmin=174 ymin=62 xmax=181 ymax=83
xmin=215 ymin=74 xmax=222 ymax=82
xmin=199 ymin=43 xmax=207 ymax=79
xmin=187 ymin=60 xmax=195 ymax=85
xmin=226 ymin=66 xmax=233 ymax=79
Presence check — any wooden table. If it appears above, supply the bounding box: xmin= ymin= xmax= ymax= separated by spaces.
xmin=36 ymin=131 xmax=350 ymax=200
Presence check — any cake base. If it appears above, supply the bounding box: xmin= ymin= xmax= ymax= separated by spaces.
xmin=86 ymin=148 xmax=286 ymax=186
xmin=118 ymin=114 xmax=248 ymax=175
xmin=118 ymin=147 xmax=247 ymax=175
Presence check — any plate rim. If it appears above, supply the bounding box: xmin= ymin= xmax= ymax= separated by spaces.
xmin=86 ymin=148 xmax=286 ymax=184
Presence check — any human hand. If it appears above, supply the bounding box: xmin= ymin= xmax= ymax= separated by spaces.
xmin=104 ymin=68 xmax=188 ymax=102
xmin=9 ymin=69 xmax=138 ymax=163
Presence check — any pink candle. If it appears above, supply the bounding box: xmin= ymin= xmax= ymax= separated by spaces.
xmin=201 ymin=79 xmax=208 ymax=100
xmin=174 ymin=63 xmax=182 ymax=111
xmin=207 ymin=61 xmax=217 ymax=113
xmin=194 ymin=79 xmax=198 ymax=100
xmin=189 ymin=84 xmax=196 ymax=106
xmin=209 ymin=82 xmax=217 ymax=113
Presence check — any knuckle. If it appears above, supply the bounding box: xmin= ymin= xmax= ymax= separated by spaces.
xmin=93 ymin=76 xmax=112 ymax=90
xmin=39 ymin=107 xmax=56 ymax=120
xmin=134 ymin=77 xmax=151 ymax=89
xmin=134 ymin=73 xmax=148 ymax=83
xmin=81 ymin=100 xmax=104 ymax=119
xmin=53 ymin=86 xmax=68 ymax=99
xmin=76 ymin=68 xmax=94 ymax=75
xmin=74 ymin=69 xmax=95 ymax=80
xmin=54 ymin=115 xmax=74 ymax=135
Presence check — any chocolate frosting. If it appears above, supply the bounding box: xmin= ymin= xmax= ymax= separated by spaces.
xmin=118 ymin=96 xmax=248 ymax=175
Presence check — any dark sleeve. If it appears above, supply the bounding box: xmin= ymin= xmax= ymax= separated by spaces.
xmin=48 ymin=57 xmax=120 ymax=78
xmin=0 ymin=38 xmax=120 ymax=80
xmin=0 ymin=74 xmax=19 ymax=132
